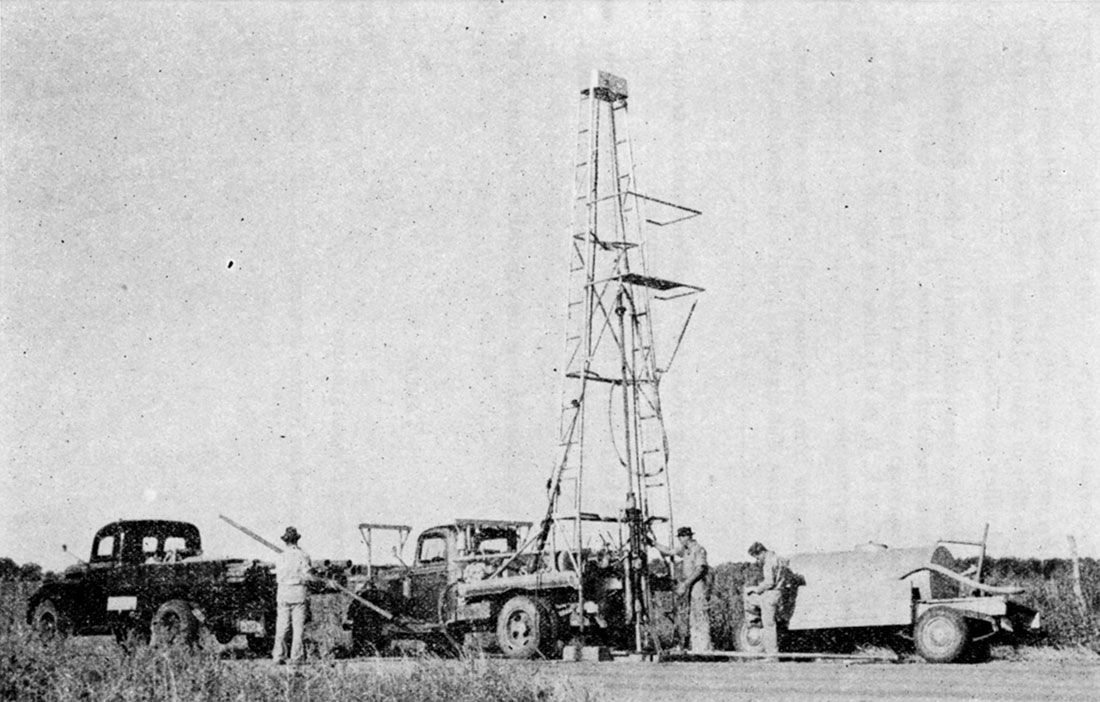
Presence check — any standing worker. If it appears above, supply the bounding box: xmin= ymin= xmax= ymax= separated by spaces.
xmin=649 ymin=526 xmax=712 ymax=652
xmin=272 ymin=526 xmax=312 ymax=665
xmin=743 ymin=541 xmax=790 ymax=655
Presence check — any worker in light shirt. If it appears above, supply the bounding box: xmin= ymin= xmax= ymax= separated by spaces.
xmin=744 ymin=541 xmax=791 ymax=655
xmin=272 ymin=526 xmax=312 ymax=665
xmin=650 ymin=525 xmax=712 ymax=652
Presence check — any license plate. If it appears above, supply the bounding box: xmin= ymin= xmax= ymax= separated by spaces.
xmin=237 ymin=620 xmax=264 ymax=635
xmin=107 ymin=596 xmax=137 ymax=612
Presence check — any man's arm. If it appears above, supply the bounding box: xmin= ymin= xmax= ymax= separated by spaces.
xmin=647 ymin=534 xmax=680 ymax=559
xmin=651 ymin=541 xmax=677 ymax=558
xmin=749 ymin=553 xmax=777 ymax=593
xmin=677 ymin=544 xmax=708 ymax=595
xmin=682 ymin=563 xmax=706 ymax=591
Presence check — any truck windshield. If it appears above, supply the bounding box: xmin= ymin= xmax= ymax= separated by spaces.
xmin=418 ymin=535 xmax=447 ymax=563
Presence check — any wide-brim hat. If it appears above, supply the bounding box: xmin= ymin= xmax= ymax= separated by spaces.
xmin=676 ymin=526 xmax=693 ymax=538
xmin=281 ymin=526 xmax=301 ymax=543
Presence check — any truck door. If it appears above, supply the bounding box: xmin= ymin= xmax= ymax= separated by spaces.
xmin=110 ymin=532 xmax=165 ymax=623
xmin=408 ymin=529 xmax=450 ymax=621
xmin=81 ymin=526 xmax=125 ymax=633
xmin=99 ymin=527 xmax=152 ymax=633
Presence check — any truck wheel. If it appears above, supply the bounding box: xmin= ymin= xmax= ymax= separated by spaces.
xmin=734 ymin=619 xmax=766 ymax=653
xmin=32 ymin=599 xmax=71 ymax=641
xmin=495 ymin=595 xmax=559 ymax=659
xmin=914 ymin=607 xmax=969 ymax=663
xmin=151 ymin=599 xmax=199 ymax=647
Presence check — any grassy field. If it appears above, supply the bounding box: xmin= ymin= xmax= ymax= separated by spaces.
xmin=0 ymin=583 xmax=590 ymax=702
xmin=2 ymin=554 xmax=1097 ymax=700
xmin=0 ymin=632 xmax=592 ymax=702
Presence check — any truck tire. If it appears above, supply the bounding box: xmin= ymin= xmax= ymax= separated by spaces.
xmin=914 ymin=607 xmax=970 ymax=663
xmin=32 ymin=599 xmax=71 ymax=641
xmin=734 ymin=619 xmax=766 ymax=653
xmin=495 ymin=595 xmax=559 ymax=659
xmin=151 ymin=599 xmax=200 ymax=647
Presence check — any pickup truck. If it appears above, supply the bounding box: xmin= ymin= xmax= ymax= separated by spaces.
xmin=343 ymin=518 xmax=641 ymax=658
xmin=27 ymin=520 xmax=277 ymax=649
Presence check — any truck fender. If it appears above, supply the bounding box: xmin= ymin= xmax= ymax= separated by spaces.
xmin=26 ymin=583 xmax=76 ymax=625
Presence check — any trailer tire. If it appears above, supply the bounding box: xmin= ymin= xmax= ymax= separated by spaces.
xmin=914 ymin=607 xmax=969 ymax=663
xmin=32 ymin=599 xmax=71 ymax=641
xmin=496 ymin=595 xmax=559 ymax=659
xmin=151 ymin=599 xmax=200 ymax=648
xmin=734 ymin=619 xmax=766 ymax=653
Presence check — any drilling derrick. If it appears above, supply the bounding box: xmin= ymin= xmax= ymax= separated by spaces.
xmin=535 ymin=70 xmax=704 ymax=652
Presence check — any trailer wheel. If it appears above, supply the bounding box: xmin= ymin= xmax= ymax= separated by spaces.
xmin=32 ymin=599 xmax=71 ymax=641
xmin=496 ymin=595 xmax=559 ymax=659
xmin=151 ymin=599 xmax=199 ymax=647
xmin=734 ymin=619 xmax=766 ymax=653
xmin=914 ymin=607 xmax=969 ymax=663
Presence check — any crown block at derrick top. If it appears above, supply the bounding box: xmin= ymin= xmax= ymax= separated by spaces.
xmin=589 ymin=70 xmax=627 ymax=100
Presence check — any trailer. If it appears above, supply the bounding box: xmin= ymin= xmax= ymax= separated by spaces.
xmin=735 ymin=538 xmax=1041 ymax=663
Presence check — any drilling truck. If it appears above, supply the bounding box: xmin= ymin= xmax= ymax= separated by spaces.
xmin=344 ymin=69 xmax=704 ymax=659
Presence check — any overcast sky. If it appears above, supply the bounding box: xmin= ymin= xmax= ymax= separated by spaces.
xmin=3 ymin=2 xmax=1098 ymax=571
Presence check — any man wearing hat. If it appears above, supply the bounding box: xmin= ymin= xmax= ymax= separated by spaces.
xmin=272 ymin=526 xmax=312 ymax=665
xmin=649 ymin=526 xmax=712 ymax=652
xmin=743 ymin=541 xmax=790 ymax=655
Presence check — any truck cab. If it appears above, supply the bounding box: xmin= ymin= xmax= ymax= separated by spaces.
xmin=344 ymin=519 xmax=533 ymax=654
xmin=89 ymin=520 xmax=202 ymax=566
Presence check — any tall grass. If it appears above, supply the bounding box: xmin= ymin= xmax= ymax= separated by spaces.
xmin=978 ymin=557 xmax=1100 ymax=648
xmin=0 ymin=628 xmax=591 ymax=702
xmin=1 ymin=583 xmax=588 ymax=701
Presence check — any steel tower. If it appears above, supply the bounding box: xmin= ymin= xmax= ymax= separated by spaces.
xmin=535 ymin=70 xmax=703 ymax=652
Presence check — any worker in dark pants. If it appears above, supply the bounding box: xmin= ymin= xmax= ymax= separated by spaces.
xmin=650 ymin=526 xmax=712 ymax=652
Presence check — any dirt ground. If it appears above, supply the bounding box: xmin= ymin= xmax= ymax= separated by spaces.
xmin=532 ymin=659 xmax=1100 ymax=702
xmin=333 ymin=657 xmax=1099 ymax=702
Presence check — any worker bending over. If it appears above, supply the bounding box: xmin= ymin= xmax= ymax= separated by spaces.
xmin=743 ymin=541 xmax=791 ymax=655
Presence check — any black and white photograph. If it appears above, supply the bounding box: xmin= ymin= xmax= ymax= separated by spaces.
xmin=2 ymin=2 xmax=1098 ymax=700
